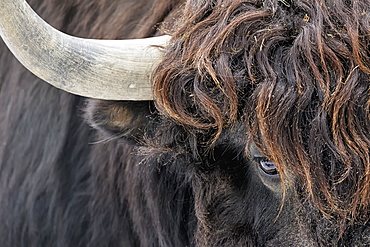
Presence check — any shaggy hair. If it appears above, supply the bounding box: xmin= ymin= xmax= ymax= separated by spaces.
xmin=1 ymin=0 xmax=370 ymax=246
xmin=154 ymin=0 xmax=370 ymax=227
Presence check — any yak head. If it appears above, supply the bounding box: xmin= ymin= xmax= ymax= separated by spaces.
xmin=86 ymin=0 xmax=370 ymax=245
xmin=2 ymin=0 xmax=370 ymax=246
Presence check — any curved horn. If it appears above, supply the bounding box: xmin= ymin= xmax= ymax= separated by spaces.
xmin=0 ymin=0 xmax=170 ymax=100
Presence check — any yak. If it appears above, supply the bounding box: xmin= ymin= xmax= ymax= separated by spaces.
xmin=0 ymin=0 xmax=369 ymax=246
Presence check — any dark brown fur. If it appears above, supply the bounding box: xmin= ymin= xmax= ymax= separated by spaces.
xmin=1 ymin=0 xmax=370 ymax=246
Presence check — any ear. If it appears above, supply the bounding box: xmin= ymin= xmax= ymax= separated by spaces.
xmin=84 ymin=99 xmax=154 ymax=140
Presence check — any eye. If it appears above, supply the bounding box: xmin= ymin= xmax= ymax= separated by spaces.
xmin=256 ymin=158 xmax=279 ymax=176
xmin=248 ymin=141 xmax=279 ymax=177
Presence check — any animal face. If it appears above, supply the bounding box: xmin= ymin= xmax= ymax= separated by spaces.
xmin=85 ymin=0 xmax=370 ymax=245
xmin=1 ymin=0 xmax=369 ymax=246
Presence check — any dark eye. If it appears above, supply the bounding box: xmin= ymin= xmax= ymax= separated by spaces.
xmin=257 ymin=158 xmax=279 ymax=176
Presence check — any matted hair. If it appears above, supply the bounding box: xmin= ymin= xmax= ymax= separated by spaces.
xmin=153 ymin=0 xmax=370 ymax=227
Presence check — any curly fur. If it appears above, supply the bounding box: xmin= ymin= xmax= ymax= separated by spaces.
xmin=0 ymin=0 xmax=369 ymax=246
xmin=154 ymin=0 xmax=370 ymax=227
